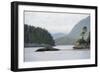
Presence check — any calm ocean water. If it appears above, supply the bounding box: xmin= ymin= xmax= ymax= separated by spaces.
xmin=24 ymin=45 xmax=90 ymax=62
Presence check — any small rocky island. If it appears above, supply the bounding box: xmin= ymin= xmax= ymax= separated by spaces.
xmin=36 ymin=45 xmax=59 ymax=52
xmin=73 ymin=26 xmax=90 ymax=49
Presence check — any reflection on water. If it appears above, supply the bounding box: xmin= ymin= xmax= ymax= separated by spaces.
xmin=24 ymin=45 xmax=90 ymax=62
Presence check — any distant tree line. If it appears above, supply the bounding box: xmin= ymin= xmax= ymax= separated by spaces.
xmin=24 ymin=24 xmax=55 ymax=46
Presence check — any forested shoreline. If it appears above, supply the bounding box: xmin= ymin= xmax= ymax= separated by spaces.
xmin=24 ymin=24 xmax=55 ymax=47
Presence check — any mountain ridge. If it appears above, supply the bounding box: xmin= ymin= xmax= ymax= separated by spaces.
xmin=55 ymin=16 xmax=90 ymax=45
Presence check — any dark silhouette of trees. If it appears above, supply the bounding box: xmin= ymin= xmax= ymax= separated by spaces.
xmin=86 ymin=32 xmax=90 ymax=45
xmin=24 ymin=24 xmax=55 ymax=46
xmin=73 ymin=26 xmax=90 ymax=49
xmin=81 ymin=26 xmax=87 ymax=40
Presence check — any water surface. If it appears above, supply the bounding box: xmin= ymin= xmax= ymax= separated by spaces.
xmin=24 ymin=45 xmax=90 ymax=62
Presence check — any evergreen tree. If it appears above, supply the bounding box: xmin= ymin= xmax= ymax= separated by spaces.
xmin=86 ymin=32 xmax=90 ymax=45
xmin=81 ymin=26 xmax=87 ymax=40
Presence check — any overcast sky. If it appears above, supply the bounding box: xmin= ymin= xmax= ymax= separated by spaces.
xmin=24 ymin=11 xmax=89 ymax=35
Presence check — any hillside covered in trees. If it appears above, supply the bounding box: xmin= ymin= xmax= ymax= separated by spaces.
xmin=24 ymin=24 xmax=55 ymax=47
xmin=55 ymin=16 xmax=90 ymax=45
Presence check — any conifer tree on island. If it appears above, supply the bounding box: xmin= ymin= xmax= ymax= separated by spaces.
xmin=73 ymin=26 xmax=90 ymax=49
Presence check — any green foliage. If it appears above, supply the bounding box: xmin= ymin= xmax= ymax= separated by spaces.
xmin=86 ymin=32 xmax=90 ymax=45
xmin=81 ymin=26 xmax=87 ymax=40
xmin=24 ymin=24 xmax=55 ymax=46
xmin=76 ymin=39 xmax=87 ymax=45
xmin=74 ymin=26 xmax=90 ymax=49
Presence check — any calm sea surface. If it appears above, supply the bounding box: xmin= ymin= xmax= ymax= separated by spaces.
xmin=24 ymin=45 xmax=90 ymax=62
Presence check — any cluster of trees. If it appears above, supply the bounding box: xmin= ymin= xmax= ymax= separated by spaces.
xmin=74 ymin=26 xmax=90 ymax=49
xmin=80 ymin=26 xmax=90 ymax=45
xmin=77 ymin=33 xmax=90 ymax=46
xmin=24 ymin=24 xmax=55 ymax=46
xmin=86 ymin=32 xmax=90 ymax=45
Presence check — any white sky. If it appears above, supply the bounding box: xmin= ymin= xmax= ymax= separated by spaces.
xmin=24 ymin=11 xmax=89 ymax=34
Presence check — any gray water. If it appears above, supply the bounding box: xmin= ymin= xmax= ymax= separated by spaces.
xmin=24 ymin=45 xmax=90 ymax=62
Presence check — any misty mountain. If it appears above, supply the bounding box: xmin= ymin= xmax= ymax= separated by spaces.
xmin=55 ymin=16 xmax=90 ymax=45
xmin=51 ymin=33 xmax=66 ymax=40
